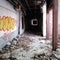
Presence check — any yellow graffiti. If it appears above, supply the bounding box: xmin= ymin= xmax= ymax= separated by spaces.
xmin=0 ymin=16 xmax=15 ymax=31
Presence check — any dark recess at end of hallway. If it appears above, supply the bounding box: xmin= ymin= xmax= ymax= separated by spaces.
xmin=25 ymin=8 xmax=43 ymax=36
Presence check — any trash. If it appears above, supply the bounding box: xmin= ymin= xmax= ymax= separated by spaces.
xmin=0 ymin=35 xmax=59 ymax=60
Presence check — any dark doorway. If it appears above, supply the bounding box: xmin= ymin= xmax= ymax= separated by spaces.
xmin=25 ymin=7 xmax=43 ymax=36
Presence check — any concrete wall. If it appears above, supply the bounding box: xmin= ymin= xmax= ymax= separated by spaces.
xmin=43 ymin=3 xmax=46 ymax=37
xmin=58 ymin=0 xmax=60 ymax=36
xmin=0 ymin=0 xmax=19 ymax=49
xmin=19 ymin=12 xmax=25 ymax=35
xmin=46 ymin=9 xmax=53 ymax=39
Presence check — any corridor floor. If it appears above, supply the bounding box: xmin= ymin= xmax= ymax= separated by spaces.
xmin=0 ymin=33 xmax=60 ymax=60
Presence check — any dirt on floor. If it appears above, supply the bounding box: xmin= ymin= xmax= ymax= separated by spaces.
xmin=0 ymin=34 xmax=60 ymax=60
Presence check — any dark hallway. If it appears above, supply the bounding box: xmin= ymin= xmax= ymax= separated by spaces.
xmin=6 ymin=0 xmax=49 ymax=36
xmin=25 ymin=7 xmax=43 ymax=35
xmin=20 ymin=0 xmax=46 ymax=36
xmin=0 ymin=0 xmax=60 ymax=60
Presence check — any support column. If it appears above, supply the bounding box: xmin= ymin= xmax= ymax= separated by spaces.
xmin=18 ymin=11 xmax=20 ymax=34
xmin=52 ymin=0 xmax=58 ymax=50
xmin=43 ymin=3 xmax=46 ymax=37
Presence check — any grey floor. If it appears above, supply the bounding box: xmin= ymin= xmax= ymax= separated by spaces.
xmin=0 ymin=33 xmax=60 ymax=60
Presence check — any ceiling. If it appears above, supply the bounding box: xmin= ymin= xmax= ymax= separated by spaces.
xmin=6 ymin=0 xmax=53 ymax=15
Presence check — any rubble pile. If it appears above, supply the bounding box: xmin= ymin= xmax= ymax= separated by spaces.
xmin=0 ymin=35 xmax=60 ymax=60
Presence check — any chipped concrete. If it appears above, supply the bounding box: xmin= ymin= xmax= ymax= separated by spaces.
xmin=0 ymin=34 xmax=60 ymax=60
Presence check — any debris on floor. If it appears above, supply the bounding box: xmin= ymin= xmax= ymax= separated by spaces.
xmin=0 ymin=34 xmax=60 ymax=60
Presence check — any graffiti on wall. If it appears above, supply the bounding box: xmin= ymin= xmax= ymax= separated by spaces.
xmin=0 ymin=16 xmax=15 ymax=31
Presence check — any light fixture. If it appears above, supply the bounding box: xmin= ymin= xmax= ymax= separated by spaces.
xmin=33 ymin=0 xmax=41 ymax=5
xmin=31 ymin=19 xmax=38 ymax=26
xmin=16 ymin=4 xmax=21 ymax=11
xmin=37 ymin=1 xmax=41 ymax=4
